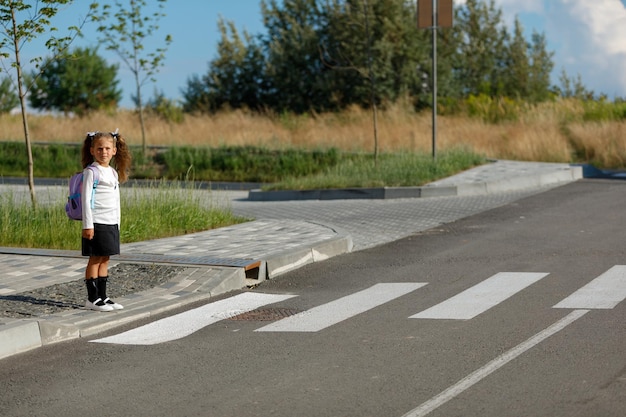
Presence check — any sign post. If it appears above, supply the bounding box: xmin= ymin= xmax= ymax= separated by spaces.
xmin=417 ymin=0 xmax=453 ymax=160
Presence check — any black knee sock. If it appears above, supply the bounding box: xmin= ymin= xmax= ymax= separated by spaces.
xmin=85 ymin=279 xmax=100 ymax=303
xmin=96 ymin=276 xmax=109 ymax=301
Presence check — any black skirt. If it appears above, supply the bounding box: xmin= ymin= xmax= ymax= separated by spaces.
xmin=82 ymin=223 xmax=120 ymax=257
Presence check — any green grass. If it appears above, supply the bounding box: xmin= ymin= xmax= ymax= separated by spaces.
xmin=0 ymin=146 xmax=485 ymax=249
xmin=0 ymin=143 xmax=343 ymax=182
xmin=265 ymin=148 xmax=485 ymax=190
xmin=0 ymin=143 xmax=484 ymax=188
xmin=119 ymin=182 xmax=248 ymax=243
xmin=0 ymin=183 xmax=248 ymax=250
xmin=159 ymin=146 xmax=341 ymax=182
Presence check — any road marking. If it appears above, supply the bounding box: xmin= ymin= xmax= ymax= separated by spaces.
xmin=401 ymin=309 xmax=590 ymax=417
xmin=256 ymin=283 xmax=427 ymax=332
xmin=90 ymin=293 xmax=297 ymax=345
xmin=410 ymin=272 xmax=549 ymax=320
xmin=553 ymin=265 xmax=626 ymax=309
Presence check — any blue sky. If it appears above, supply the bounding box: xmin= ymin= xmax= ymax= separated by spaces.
xmin=9 ymin=0 xmax=626 ymax=108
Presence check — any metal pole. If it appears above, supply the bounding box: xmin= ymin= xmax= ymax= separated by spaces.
xmin=432 ymin=0 xmax=437 ymax=161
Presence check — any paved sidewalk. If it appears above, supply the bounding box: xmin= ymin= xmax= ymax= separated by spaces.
xmin=0 ymin=160 xmax=583 ymax=360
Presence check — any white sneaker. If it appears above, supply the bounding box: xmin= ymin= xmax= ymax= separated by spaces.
xmin=85 ymin=298 xmax=114 ymax=312
xmin=103 ymin=297 xmax=124 ymax=310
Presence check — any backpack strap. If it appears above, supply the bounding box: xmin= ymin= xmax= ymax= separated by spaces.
xmin=85 ymin=165 xmax=118 ymax=210
xmin=86 ymin=166 xmax=100 ymax=210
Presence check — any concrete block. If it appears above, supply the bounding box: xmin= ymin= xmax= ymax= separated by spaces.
xmin=312 ymin=236 xmax=353 ymax=261
xmin=266 ymin=247 xmax=315 ymax=278
xmin=319 ymin=188 xmax=384 ymax=200
xmin=0 ymin=321 xmax=41 ymax=360
xmin=421 ymin=185 xmax=461 ymax=197
xmin=38 ymin=321 xmax=80 ymax=345
xmin=79 ymin=311 xmax=152 ymax=338
xmin=204 ymin=268 xmax=247 ymax=296
xmin=382 ymin=187 xmax=423 ymax=199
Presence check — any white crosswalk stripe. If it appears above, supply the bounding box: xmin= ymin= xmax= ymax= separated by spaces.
xmin=256 ymin=283 xmax=426 ymax=332
xmin=410 ymin=272 xmax=549 ymax=320
xmin=91 ymin=292 xmax=297 ymax=345
xmin=90 ymin=267 xmax=626 ymax=347
xmin=553 ymin=265 xmax=626 ymax=309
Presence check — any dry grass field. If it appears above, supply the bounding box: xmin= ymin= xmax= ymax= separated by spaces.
xmin=2 ymin=99 xmax=625 ymax=168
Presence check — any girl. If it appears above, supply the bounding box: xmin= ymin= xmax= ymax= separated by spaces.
xmin=81 ymin=129 xmax=131 ymax=312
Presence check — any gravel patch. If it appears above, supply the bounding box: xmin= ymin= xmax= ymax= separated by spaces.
xmin=0 ymin=264 xmax=186 ymax=319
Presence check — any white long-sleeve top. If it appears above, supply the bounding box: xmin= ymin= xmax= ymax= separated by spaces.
xmin=81 ymin=163 xmax=120 ymax=230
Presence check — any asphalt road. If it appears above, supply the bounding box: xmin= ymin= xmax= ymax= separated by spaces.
xmin=0 ymin=179 xmax=625 ymax=417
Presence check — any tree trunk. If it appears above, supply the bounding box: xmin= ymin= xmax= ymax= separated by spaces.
xmin=136 ymin=74 xmax=147 ymax=156
xmin=18 ymin=81 xmax=36 ymax=207
xmin=371 ymin=100 xmax=379 ymax=164
xmin=11 ymin=6 xmax=36 ymax=207
xmin=363 ymin=0 xmax=379 ymax=164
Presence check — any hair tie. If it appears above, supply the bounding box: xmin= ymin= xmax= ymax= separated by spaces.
xmin=86 ymin=131 xmax=98 ymax=138
xmin=110 ymin=128 xmax=119 ymax=141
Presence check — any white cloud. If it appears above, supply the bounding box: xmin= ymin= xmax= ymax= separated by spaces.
xmin=453 ymin=0 xmax=543 ymax=14
xmin=564 ymin=0 xmax=626 ymax=55
xmin=497 ymin=0 xmax=544 ymax=14
xmin=497 ymin=0 xmax=626 ymax=97
xmin=545 ymin=0 xmax=626 ymax=97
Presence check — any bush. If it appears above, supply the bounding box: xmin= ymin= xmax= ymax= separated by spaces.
xmin=146 ymin=90 xmax=185 ymax=123
xmin=582 ymin=99 xmax=626 ymax=122
xmin=465 ymin=94 xmax=523 ymax=123
xmin=159 ymin=146 xmax=340 ymax=182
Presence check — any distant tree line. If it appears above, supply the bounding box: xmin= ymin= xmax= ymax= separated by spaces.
xmin=0 ymin=0 xmax=598 ymax=118
xmin=181 ymin=0 xmax=593 ymax=115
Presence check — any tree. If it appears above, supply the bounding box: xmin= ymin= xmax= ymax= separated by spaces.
xmin=259 ymin=0 xmax=427 ymax=112
xmin=526 ymin=31 xmax=554 ymax=102
xmin=94 ymin=0 xmax=172 ymax=155
xmin=190 ymin=0 xmax=428 ymax=114
xmin=453 ymin=0 xmax=507 ymax=97
xmin=145 ymin=87 xmax=183 ymax=123
xmin=0 ymin=0 xmax=96 ymax=206
xmin=320 ymin=0 xmax=382 ymax=159
xmin=28 ymin=46 xmax=121 ymax=115
xmin=0 ymin=75 xmax=18 ymax=113
xmin=182 ymin=18 xmax=266 ymax=113
xmin=499 ymin=19 xmax=554 ymax=103
xmin=189 ymin=0 xmax=562 ymax=115
xmin=322 ymin=0 xmax=428 ymax=107
xmin=181 ymin=73 xmax=212 ymax=114
xmin=558 ymin=69 xmax=594 ymax=100
xmin=501 ymin=18 xmax=530 ymax=99
xmin=261 ymin=0 xmax=328 ymax=113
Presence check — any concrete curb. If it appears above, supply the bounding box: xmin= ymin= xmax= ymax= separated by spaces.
xmin=0 ymin=229 xmax=353 ymax=360
xmin=247 ymin=164 xmax=583 ymax=201
xmin=0 ymin=267 xmax=244 ymax=359
xmin=265 ymin=232 xmax=353 ymax=278
xmin=434 ymin=164 xmax=584 ymax=196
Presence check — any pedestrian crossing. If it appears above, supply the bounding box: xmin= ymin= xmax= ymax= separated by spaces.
xmin=409 ymin=272 xmax=548 ymax=320
xmin=256 ymin=283 xmax=426 ymax=332
xmin=553 ymin=265 xmax=626 ymax=309
xmin=91 ymin=266 xmax=626 ymax=345
xmin=92 ymin=293 xmax=297 ymax=345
